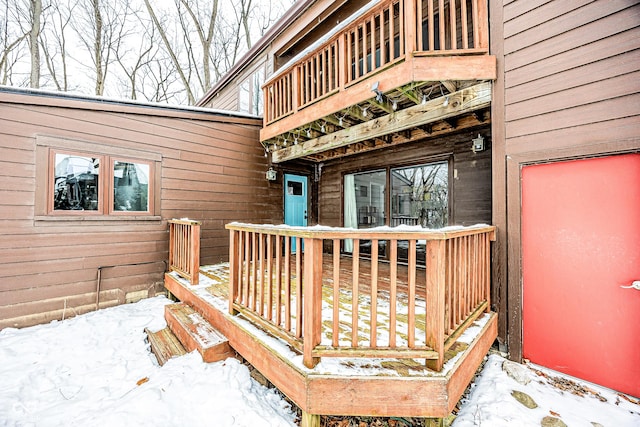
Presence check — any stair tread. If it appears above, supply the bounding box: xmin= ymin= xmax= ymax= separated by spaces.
xmin=165 ymin=303 xmax=234 ymax=363
xmin=145 ymin=327 xmax=187 ymax=366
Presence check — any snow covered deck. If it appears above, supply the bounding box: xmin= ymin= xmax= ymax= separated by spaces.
xmin=164 ymin=258 xmax=497 ymax=420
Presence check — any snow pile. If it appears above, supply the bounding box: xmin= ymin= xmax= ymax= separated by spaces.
xmin=0 ymin=296 xmax=296 ymax=427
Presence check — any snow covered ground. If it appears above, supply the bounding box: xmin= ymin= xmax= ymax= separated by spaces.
xmin=0 ymin=296 xmax=638 ymax=426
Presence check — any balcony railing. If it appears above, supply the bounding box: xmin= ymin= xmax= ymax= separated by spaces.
xmin=226 ymin=223 xmax=495 ymax=371
xmin=263 ymin=0 xmax=489 ymax=125
xmin=169 ymin=219 xmax=201 ymax=285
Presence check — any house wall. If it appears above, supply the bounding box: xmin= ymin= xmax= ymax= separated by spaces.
xmin=489 ymin=0 xmax=640 ymax=357
xmin=317 ymin=127 xmax=492 ymax=228
xmin=0 ymin=90 xmax=281 ymax=329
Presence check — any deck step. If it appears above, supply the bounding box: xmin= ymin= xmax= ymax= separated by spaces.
xmin=164 ymin=303 xmax=234 ymax=363
xmin=145 ymin=327 xmax=187 ymax=366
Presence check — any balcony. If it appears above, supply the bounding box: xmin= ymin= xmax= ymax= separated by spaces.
xmin=262 ymin=0 xmax=495 ymax=163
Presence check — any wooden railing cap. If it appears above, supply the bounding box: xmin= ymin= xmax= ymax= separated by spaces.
xmin=169 ymin=218 xmax=202 ymax=226
xmin=226 ymin=222 xmax=495 ymax=240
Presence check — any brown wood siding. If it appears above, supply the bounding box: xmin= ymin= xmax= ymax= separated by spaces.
xmin=317 ymin=128 xmax=492 ymax=228
xmin=490 ymin=0 xmax=640 ymax=358
xmin=0 ymin=92 xmax=280 ymax=329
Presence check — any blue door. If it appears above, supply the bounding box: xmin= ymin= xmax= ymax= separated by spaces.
xmin=284 ymin=174 xmax=308 ymax=252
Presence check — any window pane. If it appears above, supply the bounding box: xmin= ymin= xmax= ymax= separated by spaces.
xmin=53 ymin=153 xmax=99 ymax=211
xmin=239 ymin=80 xmax=250 ymax=113
xmin=344 ymin=170 xmax=386 ymax=254
xmin=392 ymin=162 xmax=448 ymax=265
xmin=113 ymin=161 xmax=149 ymax=212
xmin=391 ymin=162 xmax=448 ymax=228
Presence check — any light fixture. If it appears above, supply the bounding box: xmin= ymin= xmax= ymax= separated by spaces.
xmin=443 ymin=96 xmax=449 ymax=107
xmin=266 ymin=167 xmax=277 ymax=181
xmin=392 ymin=99 xmax=398 ymax=110
xmin=371 ymin=81 xmax=384 ymax=103
xmin=320 ymin=121 xmax=326 ymax=132
xmin=422 ymin=94 xmax=427 ymax=104
xmin=471 ymin=133 xmax=485 ymax=153
xmin=306 ymin=127 xmax=311 ymax=137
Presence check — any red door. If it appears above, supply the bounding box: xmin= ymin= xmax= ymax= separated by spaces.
xmin=522 ymin=153 xmax=640 ymax=397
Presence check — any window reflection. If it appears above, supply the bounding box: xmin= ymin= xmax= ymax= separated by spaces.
xmin=53 ymin=154 xmax=99 ymax=211
xmin=113 ymin=161 xmax=149 ymax=212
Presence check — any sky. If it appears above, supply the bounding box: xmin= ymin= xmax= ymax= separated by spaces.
xmin=0 ymin=295 xmax=638 ymax=426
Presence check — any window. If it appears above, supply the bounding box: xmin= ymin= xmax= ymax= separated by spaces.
xmin=37 ymin=137 xmax=159 ymax=219
xmin=238 ymin=66 xmax=265 ymax=115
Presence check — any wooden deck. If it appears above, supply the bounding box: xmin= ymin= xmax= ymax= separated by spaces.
xmin=164 ymin=260 xmax=497 ymax=419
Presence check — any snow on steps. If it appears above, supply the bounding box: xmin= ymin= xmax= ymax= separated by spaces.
xmin=145 ymin=326 xmax=187 ymax=366
xmin=163 ymin=303 xmax=235 ymax=363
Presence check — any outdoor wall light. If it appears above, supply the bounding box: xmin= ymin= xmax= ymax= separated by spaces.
xmin=266 ymin=167 xmax=277 ymax=181
xmin=472 ymin=134 xmax=485 ymax=153
xmin=371 ymin=81 xmax=384 ymax=103
xmin=443 ymin=96 xmax=450 ymax=107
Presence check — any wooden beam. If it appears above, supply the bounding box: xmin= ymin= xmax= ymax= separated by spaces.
xmin=272 ymin=83 xmax=491 ymax=163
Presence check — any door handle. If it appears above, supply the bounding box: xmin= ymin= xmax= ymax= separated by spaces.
xmin=620 ymin=280 xmax=640 ymax=290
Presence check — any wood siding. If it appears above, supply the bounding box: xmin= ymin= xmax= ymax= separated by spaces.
xmin=489 ymin=0 xmax=640 ymax=355
xmin=0 ymin=91 xmax=281 ymax=329
xmin=317 ymin=127 xmax=492 ymax=227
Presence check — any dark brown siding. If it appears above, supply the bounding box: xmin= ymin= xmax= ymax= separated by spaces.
xmin=489 ymin=0 xmax=640 ymax=357
xmin=0 ymin=91 xmax=280 ymax=329
xmin=317 ymin=127 xmax=492 ymax=227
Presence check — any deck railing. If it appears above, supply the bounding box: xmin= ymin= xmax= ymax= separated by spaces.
xmin=169 ymin=219 xmax=201 ymax=285
xmin=226 ymin=223 xmax=495 ymax=371
xmin=263 ymin=0 xmax=489 ymax=125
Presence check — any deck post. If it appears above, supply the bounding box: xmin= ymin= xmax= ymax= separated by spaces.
xmin=301 ymin=411 xmax=321 ymax=427
xmin=228 ymin=230 xmax=239 ymax=315
xmin=302 ymin=237 xmax=323 ymax=368
xmin=403 ymin=0 xmax=417 ymax=56
xmin=425 ymin=238 xmax=446 ymax=371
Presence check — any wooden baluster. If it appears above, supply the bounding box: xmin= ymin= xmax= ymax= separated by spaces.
xmin=484 ymin=233 xmax=492 ymax=313
xmin=461 ymin=0 xmax=469 ymax=49
xmin=276 ymin=234 xmax=283 ymax=326
xmin=416 ymin=0 xmax=423 ymax=51
xmin=450 ymin=0 xmax=458 ymax=50
xmin=380 ymin=8 xmax=386 ymax=65
xmin=446 ymin=238 xmax=453 ymax=334
xmin=258 ymin=233 xmax=265 ymax=316
xmin=295 ymin=237 xmax=303 ymax=338
xmin=426 ymin=239 xmax=445 ymax=371
xmin=389 ymin=239 xmax=397 ymax=348
xmin=351 ymin=240 xmax=360 ymax=347
xmin=370 ymin=239 xmax=379 ymax=348
xmin=229 ymin=230 xmax=239 ymax=315
xmin=266 ymin=234 xmax=273 ymax=321
xmin=439 ymin=0 xmax=446 ymax=50
xmin=243 ymin=231 xmax=251 ymax=305
xmin=428 ymin=0 xmax=434 ymax=51
xmin=388 ymin=4 xmax=395 ymax=59
xmin=332 ymin=239 xmax=341 ymax=348
xmin=303 ymin=238 xmax=323 ymax=368
xmin=285 ymin=236 xmax=292 ymax=332
xmin=408 ymin=239 xmax=416 ymax=348
xmin=251 ymin=232 xmax=258 ymax=310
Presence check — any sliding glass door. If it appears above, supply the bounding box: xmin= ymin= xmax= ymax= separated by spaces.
xmin=343 ymin=161 xmax=449 ymax=264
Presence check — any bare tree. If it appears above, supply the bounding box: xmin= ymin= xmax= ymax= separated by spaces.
xmin=1 ymin=0 xmax=29 ymax=85
xmin=39 ymin=0 xmax=73 ymax=90
xmin=72 ymin=0 xmax=132 ymax=95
